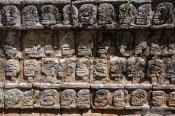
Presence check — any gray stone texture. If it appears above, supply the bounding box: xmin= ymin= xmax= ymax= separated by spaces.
xmin=0 ymin=0 xmax=175 ymax=115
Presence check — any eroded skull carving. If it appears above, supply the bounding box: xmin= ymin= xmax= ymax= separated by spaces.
xmin=3 ymin=45 xmax=22 ymax=59
xmin=41 ymin=5 xmax=60 ymax=25
xmin=79 ymin=4 xmax=97 ymax=26
xmin=5 ymin=89 xmax=23 ymax=107
xmin=152 ymin=91 xmax=166 ymax=106
xmin=127 ymin=57 xmax=146 ymax=84
xmin=165 ymin=57 xmax=175 ymax=83
xmin=66 ymin=58 xmax=76 ymax=82
xmin=1 ymin=5 xmax=21 ymax=27
xmin=153 ymin=2 xmax=173 ymax=25
xmin=24 ymin=59 xmax=39 ymax=81
xmin=93 ymin=59 xmax=107 ymax=81
xmin=147 ymin=58 xmax=164 ymax=85
xmin=61 ymin=89 xmax=76 ymax=108
xmin=5 ymin=59 xmax=20 ymax=81
xmin=63 ymin=4 xmax=78 ymax=25
xmin=134 ymin=42 xmax=148 ymax=56
xmin=169 ymin=92 xmax=175 ymax=106
xmin=76 ymin=58 xmax=90 ymax=82
xmin=150 ymin=43 xmax=162 ymax=56
xmin=60 ymin=32 xmax=75 ymax=57
xmin=22 ymin=5 xmax=41 ymax=26
xmin=57 ymin=59 xmax=66 ymax=80
xmin=118 ymin=4 xmax=136 ymax=28
xmin=98 ymin=3 xmax=115 ymax=26
xmin=136 ymin=4 xmax=152 ymax=25
xmin=113 ymin=90 xmax=128 ymax=107
xmin=77 ymin=33 xmax=93 ymax=57
xmin=42 ymin=58 xmax=58 ymax=79
xmin=131 ymin=89 xmax=147 ymax=106
xmin=97 ymin=32 xmax=112 ymax=58
xmin=94 ymin=89 xmax=110 ymax=107
xmin=76 ymin=89 xmax=90 ymax=108
xmin=110 ymin=57 xmax=126 ymax=82
xmin=38 ymin=89 xmax=58 ymax=106
xmin=21 ymin=91 xmax=33 ymax=106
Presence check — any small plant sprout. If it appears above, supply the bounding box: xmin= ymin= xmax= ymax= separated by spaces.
xmin=126 ymin=0 xmax=132 ymax=9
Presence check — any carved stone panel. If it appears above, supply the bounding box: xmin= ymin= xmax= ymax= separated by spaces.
xmin=5 ymin=88 xmax=23 ymax=108
xmin=41 ymin=58 xmax=59 ymax=84
xmin=41 ymin=5 xmax=60 ymax=26
xmin=4 ymin=83 xmax=33 ymax=109
xmin=76 ymin=58 xmax=91 ymax=83
xmin=168 ymin=92 xmax=175 ymax=107
xmin=76 ymin=89 xmax=90 ymax=109
xmin=59 ymin=31 xmax=75 ymax=57
xmin=79 ymin=4 xmax=97 ymax=27
xmin=133 ymin=30 xmax=148 ymax=57
xmin=113 ymin=89 xmax=128 ymax=108
xmin=97 ymin=31 xmax=115 ymax=58
xmin=135 ymin=4 xmax=152 ymax=26
xmin=130 ymin=89 xmax=147 ymax=106
xmin=62 ymin=4 xmax=78 ymax=26
xmin=64 ymin=58 xmax=76 ymax=82
xmin=61 ymin=83 xmax=90 ymax=109
xmin=116 ymin=31 xmax=133 ymax=57
xmin=22 ymin=5 xmax=42 ymax=28
xmin=147 ymin=58 xmax=165 ymax=85
xmin=61 ymin=89 xmax=76 ymax=109
xmin=57 ymin=58 xmax=66 ymax=82
xmin=73 ymin=0 xmax=97 ymax=28
xmin=93 ymin=59 xmax=108 ymax=83
xmin=125 ymin=85 xmax=151 ymax=109
xmin=34 ymin=88 xmax=60 ymax=109
xmin=24 ymin=45 xmax=45 ymax=58
xmin=5 ymin=59 xmax=20 ymax=82
xmin=97 ymin=3 xmax=115 ymax=28
xmin=1 ymin=5 xmax=21 ymax=27
xmin=165 ymin=56 xmax=175 ymax=84
xmin=91 ymin=84 xmax=125 ymax=109
xmin=152 ymin=91 xmax=166 ymax=107
xmin=24 ymin=59 xmax=40 ymax=82
xmin=3 ymin=31 xmax=22 ymax=59
xmin=93 ymin=89 xmax=111 ymax=108
xmin=127 ymin=57 xmax=146 ymax=84
xmin=76 ymin=31 xmax=94 ymax=57
xmin=152 ymin=2 xmax=173 ymax=26
xmin=110 ymin=57 xmax=126 ymax=83
xmin=118 ymin=3 xmax=136 ymax=28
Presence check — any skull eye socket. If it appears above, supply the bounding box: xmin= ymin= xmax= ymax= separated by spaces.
xmin=160 ymin=7 xmax=169 ymax=16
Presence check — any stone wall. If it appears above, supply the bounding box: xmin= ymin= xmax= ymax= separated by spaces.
xmin=0 ymin=0 xmax=175 ymax=115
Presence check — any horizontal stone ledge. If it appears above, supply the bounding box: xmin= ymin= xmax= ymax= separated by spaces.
xmin=125 ymin=84 xmax=152 ymax=89
xmin=1 ymin=83 xmax=175 ymax=89
xmin=0 ymin=26 xmax=175 ymax=30
xmin=1 ymin=25 xmax=175 ymax=30
xmin=33 ymin=83 xmax=61 ymax=89
xmin=4 ymin=83 xmax=32 ymax=89
xmin=125 ymin=105 xmax=150 ymax=110
xmin=91 ymin=84 xmax=124 ymax=89
xmin=61 ymin=83 xmax=90 ymax=88
xmin=153 ymin=85 xmax=175 ymax=90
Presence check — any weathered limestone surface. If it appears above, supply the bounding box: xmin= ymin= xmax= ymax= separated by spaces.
xmin=1 ymin=0 xmax=175 ymax=115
